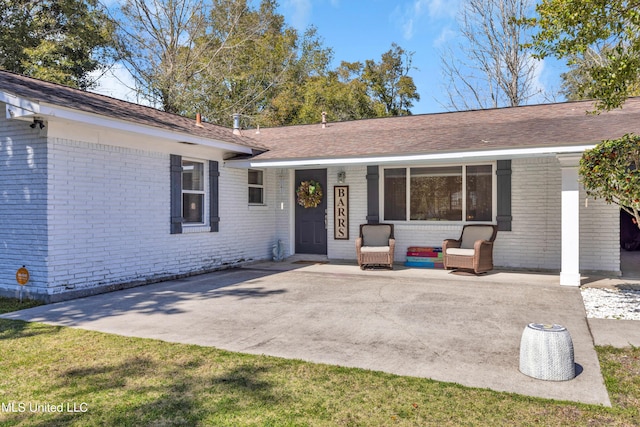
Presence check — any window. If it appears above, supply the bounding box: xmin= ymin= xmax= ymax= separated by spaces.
xmin=384 ymin=168 xmax=406 ymax=220
xmin=182 ymin=160 xmax=205 ymax=224
xmin=411 ymin=166 xmax=462 ymax=221
xmin=248 ymin=169 xmax=264 ymax=204
xmin=466 ymin=165 xmax=492 ymax=221
xmin=382 ymin=164 xmax=494 ymax=222
xmin=171 ymin=155 xmax=218 ymax=234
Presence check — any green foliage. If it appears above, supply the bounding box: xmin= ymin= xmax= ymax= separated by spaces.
xmin=0 ymin=297 xmax=43 ymax=314
xmin=0 ymin=0 xmax=116 ymax=89
xmin=262 ymin=44 xmax=419 ymax=127
xmin=560 ymin=46 xmax=640 ymax=102
xmin=362 ymin=43 xmax=420 ymax=116
xmin=580 ymin=133 xmax=640 ymax=228
xmin=529 ymin=0 xmax=640 ymax=111
xmin=115 ymin=0 xmax=419 ymax=126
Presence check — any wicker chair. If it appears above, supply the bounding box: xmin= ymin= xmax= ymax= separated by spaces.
xmin=443 ymin=224 xmax=498 ymax=274
xmin=356 ymin=224 xmax=395 ymax=269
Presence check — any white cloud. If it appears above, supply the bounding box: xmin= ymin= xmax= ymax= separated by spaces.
xmin=90 ymin=64 xmax=150 ymax=106
xmin=282 ymin=0 xmax=313 ymax=30
xmin=529 ymin=55 xmax=552 ymax=104
xmin=394 ymin=0 xmax=460 ymax=40
xmin=433 ymin=26 xmax=457 ymax=48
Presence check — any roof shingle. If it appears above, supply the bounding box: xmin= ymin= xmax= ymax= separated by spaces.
xmin=249 ymin=99 xmax=640 ymax=161
xmin=0 ymin=69 xmax=265 ymax=151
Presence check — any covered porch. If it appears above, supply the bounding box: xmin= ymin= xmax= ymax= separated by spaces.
xmin=231 ymin=150 xmax=618 ymax=287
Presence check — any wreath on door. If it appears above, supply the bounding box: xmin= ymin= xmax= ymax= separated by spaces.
xmin=296 ymin=180 xmax=323 ymax=208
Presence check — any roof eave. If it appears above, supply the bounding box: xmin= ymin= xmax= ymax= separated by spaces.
xmin=226 ymin=144 xmax=596 ymax=168
xmin=1 ymin=91 xmax=254 ymax=155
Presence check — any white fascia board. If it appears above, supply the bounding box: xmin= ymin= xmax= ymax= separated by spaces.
xmin=1 ymin=91 xmax=40 ymax=119
xmin=1 ymin=92 xmax=252 ymax=154
xmin=38 ymin=102 xmax=254 ymax=154
xmin=227 ymin=144 xmax=596 ymax=168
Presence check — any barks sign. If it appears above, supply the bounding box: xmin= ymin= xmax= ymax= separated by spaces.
xmin=334 ymin=186 xmax=349 ymax=240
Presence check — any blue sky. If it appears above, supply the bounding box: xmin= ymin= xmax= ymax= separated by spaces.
xmin=93 ymin=0 xmax=568 ymax=115
xmin=278 ymin=0 xmax=460 ymax=113
xmin=276 ymin=0 xmax=567 ymax=114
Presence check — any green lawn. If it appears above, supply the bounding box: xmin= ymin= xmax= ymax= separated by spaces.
xmin=0 ymin=299 xmax=638 ymax=426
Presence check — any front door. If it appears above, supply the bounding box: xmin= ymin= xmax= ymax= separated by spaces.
xmin=295 ymin=169 xmax=327 ymax=254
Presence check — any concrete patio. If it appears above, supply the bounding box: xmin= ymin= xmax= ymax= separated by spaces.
xmin=4 ymin=259 xmax=640 ymax=407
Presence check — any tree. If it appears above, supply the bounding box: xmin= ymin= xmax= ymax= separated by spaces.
xmin=115 ymin=0 xmax=226 ymax=113
xmin=560 ymin=46 xmax=610 ymax=101
xmin=114 ymin=0 xmax=286 ymax=115
xmin=362 ymin=43 xmax=419 ymax=116
xmin=114 ymin=0 xmax=334 ymax=127
xmin=0 ymin=0 xmax=115 ymax=89
xmin=289 ymin=62 xmax=376 ymax=124
xmin=580 ymin=133 xmax=640 ymax=229
xmin=113 ymin=0 xmax=419 ymax=126
xmin=198 ymin=24 xmax=332 ymax=127
xmin=560 ymin=45 xmax=640 ymax=102
xmin=529 ymin=0 xmax=640 ymax=111
xmin=439 ymin=0 xmax=541 ymax=111
xmin=260 ymin=43 xmax=420 ymax=126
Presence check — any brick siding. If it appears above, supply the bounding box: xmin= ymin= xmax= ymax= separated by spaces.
xmin=328 ymin=159 xmax=620 ymax=274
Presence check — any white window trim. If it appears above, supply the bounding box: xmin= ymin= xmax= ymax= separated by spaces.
xmin=379 ymin=162 xmax=497 ymax=224
xmin=182 ymin=158 xmax=209 ymax=228
xmin=248 ymin=168 xmax=266 ymax=206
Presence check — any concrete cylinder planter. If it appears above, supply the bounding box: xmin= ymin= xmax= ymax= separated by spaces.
xmin=519 ymin=323 xmax=576 ymax=381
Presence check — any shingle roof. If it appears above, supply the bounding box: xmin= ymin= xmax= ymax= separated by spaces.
xmin=0 ymin=69 xmax=265 ymax=151
xmin=5 ymin=69 xmax=640 ymax=162
xmin=249 ymin=98 xmax=640 ymax=161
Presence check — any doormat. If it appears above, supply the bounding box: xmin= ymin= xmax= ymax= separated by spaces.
xmin=292 ymin=260 xmax=329 ymax=265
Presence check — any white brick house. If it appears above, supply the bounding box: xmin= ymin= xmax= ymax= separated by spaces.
xmin=1 ymin=71 xmax=637 ymax=301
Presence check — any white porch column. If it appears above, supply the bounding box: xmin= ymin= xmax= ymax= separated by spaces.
xmin=557 ymin=154 xmax=582 ymax=286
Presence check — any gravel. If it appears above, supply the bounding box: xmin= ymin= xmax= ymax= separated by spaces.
xmin=581 ymin=287 xmax=640 ymax=320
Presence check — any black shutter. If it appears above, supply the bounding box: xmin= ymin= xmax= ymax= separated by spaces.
xmin=496 ymin=160 xmax=512 ymax=231
xmin=209 ymin=160 xmax=220 ymax=232
xmin=170 ymin=154 xmax=183 ymax=234
xmin=366 ymin=165 xmax=380 ymax=224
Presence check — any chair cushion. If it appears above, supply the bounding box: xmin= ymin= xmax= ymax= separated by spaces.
xmin=446 ymin=248 xmax=475 ymax=256
xmin=361 ymin=246 xmax=391 ymax=253
xmin=460 ymin=226 xmax=494 ymax=249
xmin=361 ymin=225 xmax=392 ymax=247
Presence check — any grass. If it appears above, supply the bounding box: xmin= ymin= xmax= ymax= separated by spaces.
xmin=0 ymin=297 xmax=43 ymax=314
xmin=0 ymin=301 xmax=638 ymax=426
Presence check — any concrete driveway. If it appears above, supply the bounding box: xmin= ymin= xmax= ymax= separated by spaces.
xmin=2 ymin=261 xmax=611 ymax=406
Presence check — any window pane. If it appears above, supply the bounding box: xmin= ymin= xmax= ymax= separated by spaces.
xmin=410 ymin=166 xmax=462 ymax=221
xmin=466 ymin=165 xmax=492 ymax=221
xmin=183 ymin=193 xmax=204 ymax=223
xmin=182 ymin=161 xmax=204 ymax=191
xmin=248 ymin=169 xmax=263 ymax=185
xmin=384 ymin=168 xmax=406 ymax=220
xmin=248 ymin=187 xmax=264 ymax=204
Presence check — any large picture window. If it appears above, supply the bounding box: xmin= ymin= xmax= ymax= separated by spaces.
xmin=182 ymin=160 xmax=205 ymax=224
xmin=383 ymin=164 xmax=494 ymax=222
